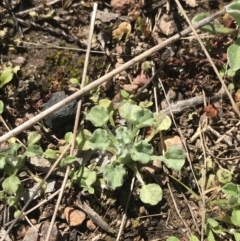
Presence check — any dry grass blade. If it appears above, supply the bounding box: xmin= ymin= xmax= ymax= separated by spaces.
xmin=0 ymin=8 xmax=226 ymax=144
xmin=44 ymin=3 xmax=98 ymax=241
xmin=173 ymin=0 xmax=230 ymax=240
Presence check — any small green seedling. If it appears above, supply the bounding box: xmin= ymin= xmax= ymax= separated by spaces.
xmin=192 ymin=1 xmax=240 ymax=76
xmin=85 ymin=101 xmax=186 ymax=205
xmin=0 ymin=64 xmax=19 ymax=89
xmin=0 ymin=132 xmax=43 ymax=216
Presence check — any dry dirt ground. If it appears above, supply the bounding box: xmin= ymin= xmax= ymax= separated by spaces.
xmin=0 ymin=0 xmax=239 ymax=240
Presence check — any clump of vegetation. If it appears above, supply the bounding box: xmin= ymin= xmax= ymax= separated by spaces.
xmin=83 ymin=100 xmax=186 ymax=205
xmin=0 ymin=132 xmax=43 ymax=217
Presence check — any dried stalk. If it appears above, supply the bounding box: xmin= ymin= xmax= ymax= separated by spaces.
xmin=0 ymin=8 xmax=226 ymax=144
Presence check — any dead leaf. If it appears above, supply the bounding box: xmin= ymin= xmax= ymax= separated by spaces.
xmin=64 ymin=207 xmax=86 ymax=226
xmin=86 ymin=219 xmax=97 ymax=231
xmin=132 ymin=71 xmax=149 ymax=86
xmin=157 ymin=14 xmax=176 ymax=36
xmin=112 ymin=22 xmax=131 ymax=40
xmin=164 ymin=136 xmax=184 ymax=151
xmin=185 ymin=0 xmax=198 ymax=7
xmin=123 ymin=84 xmax=138 ymax=94
xmin=23 ymin=222 xmax=63 ymax=241
xmin=235 ymin=89 xmax=240 ymax=102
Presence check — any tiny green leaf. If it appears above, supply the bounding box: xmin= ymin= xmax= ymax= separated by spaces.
xmin=7 ymin=196 xmax=17 ymax=207
xmin=207 ymin=218 xmax=223 ymax=234
xmin=228 ymin=83 xmax=235 ymax=91
xmin=216 ymin=168 xmax=232 ymax=184
xmin=131 ymin=140 xmax=153 ymax=164
xmin=234 ymin=232 xmax=240 ymax=241
xmin=192 ymin=13 xmax=235 ymax=35
xmin=69 ymin=78 xmax=80 ymax=86
xmin=162 ymin=147 xmax=186 ymax=171
xmin=99 ymin=99 xmax=115 ymax=127
xmin=206 ymin=224 xmax=215 ymax=241
xmin=226 ymin=2 xmax=240 ymax=26
xmin=0 ymin=69 xmax=13 ymax=88
xmin=24 ymin=145 xmax=43 ymax=157
xmin=227 ymin=38 xmax=240 ymax=71
xmin=86 ymin=106 xmax=109 ymax=127
xmin=76 ymin=129 xmax=91 ymax=151
xmin=85 ymin=171 xmax=97 ymax=186
xmin=231 ymin=210 xmax=240 ymax=226
xmin=141 ymin=61 xmax=152 ymax=71
xmin=119 ymin=102 xmax=141 ymax=124
xmin=0 ymin=154 xmax=5 ymax=169
xmin=134 ymin=108 xmax=154 ymax=128
xmin=14 ymin=209 xmax=21 ymax=219
xmin=12 ymin=66 xmax=20 ymax=74
xmin=120 ymin=89 xmax=130 ymax=99
xmin=207 ymin=218 xmax=219 ymax=228
xmin=189 ymin=234 xmax=200 ymax=241
xmin=154 ymin=112 xmax=172 ymax=132
xmin=166 ymin=237 xmax=180 ymax=241
xmin=2 ymin=175 xmax=21 ymax=194
xmin=116 ymin=126 xmax=133 ymax=144
xmin=27 ymin=132 xmax=41 ymax=145
xmin=6 ymin=155 xmax=24 ymax=171
xmin=89 ymin=129 xmax=111 ymax=151
xmin=0 ymin=100 xmax=4 ymax=114
xmin=99 ymin=99 xmax=113 ymax=112
xmin=222 ymin=183 xmax=239 ymax=196
xmin=0 ymin=192 xmax=5 ymax=200
xmin=64 ymin=132 xmax=73 ymax=143
xmin=139 ymin=184 xmax=163 ymax=205
xmin=103 ymin=164 xmax=126 ymax=190
xmin=60 ymin=156 xmax=76 ymax=167
xmin=44 ymin=149 xmax=58 ymax=159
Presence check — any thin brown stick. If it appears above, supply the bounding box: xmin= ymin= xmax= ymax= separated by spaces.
xmin=161 ymin=92 xmax=230 ymax=115
xmin=44 ymin=4 xmax=98 ymax=241
xmin=0 ymin=8 xmax=226 ymax=144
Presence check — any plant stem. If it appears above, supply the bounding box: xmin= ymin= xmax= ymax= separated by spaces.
xmin=126 ymin=162 xmax=145 ymax=185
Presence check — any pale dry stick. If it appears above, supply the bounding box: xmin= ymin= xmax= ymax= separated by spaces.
xmin=173 ymin=2 xmax=231 ymax=238
xmin=158 ymin=79 xmax=201 ymax=195
xmin=45 ymin=4 xmax=98 ymax=241
xmin=199 ymin=124 xmax=208 ymax=241
xmin=0 ymin=8 xmax=226 ymax=144
xmin=0 ymin=0 xmax=61 ymax=19
xmin=158 ymin=76 xmax=202 ymax=235
xmin=174 ymin=0 xmax=240 ymax=118
xmin=153 ymin=69 xmax=191 ymax=233
xmin=181 ymin=193 xmax=201 ymax=235
xmin=161 ymin=92 xmax=231 ymax=116
xmin=21 ymin=41 xmax=107 ymax=55
xmin=116 ymin=176 xmax=135 ymax=241
xmin=158 ymin=79 xmax=192 ymax=234
xmin=0 ymin=142 xmax=71 ymax=241
xmin=164 ymin=166 xmax=191 ymax=234
xmin=3 ymin=189 xmax=61 ymax=227
xmin=18 ymin=203 xmax=42 ymax=236
xmin=215 ymin=120 xmax=240 ymax=144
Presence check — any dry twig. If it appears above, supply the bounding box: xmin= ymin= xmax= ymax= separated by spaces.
xmin=0 ymin=8 xmax=226 ymax=144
